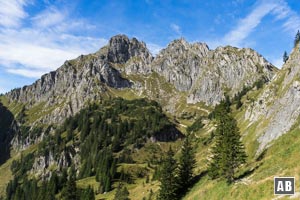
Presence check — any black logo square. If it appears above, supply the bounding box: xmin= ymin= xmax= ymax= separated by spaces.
xmin=274 ymin=177 xmax=295 ymax=195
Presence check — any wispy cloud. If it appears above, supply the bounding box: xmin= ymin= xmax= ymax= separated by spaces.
xmin=32 ymin=6 xmax=66 ymax=28
xmin=6 ymin=68 xmax=47 ymax=78
xmin=0 ymin=0 xmax=29 ymax=28
xmin=275 ymin=1 xmax=300 ymax=34
xmin=221 ymin=0 xmax=300 ymax=47
xmin=0 ymin=32 xmax=100 ymax=71
xmin=0 ymin=3 xmax=107 ymax=78
xmin=205 ymin=0 xmax=300 ymax=68
xmin=170 ymin=23 xmax=182 ymax=35
xmin=222 ymin=1 xmax=277 ymax=47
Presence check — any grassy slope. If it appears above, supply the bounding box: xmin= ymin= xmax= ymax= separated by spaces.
xmin=0 ymin=158 xmax=13 ymax=196
xmin=184 ymin=117 xmax=300 ymax=200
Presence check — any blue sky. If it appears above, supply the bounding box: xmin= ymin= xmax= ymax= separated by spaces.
xmin=0 ymin=0 xmax=300 ymax=94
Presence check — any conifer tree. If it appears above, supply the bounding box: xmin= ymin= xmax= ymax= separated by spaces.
xmin=283 ymin=51 xmax=289 ymax=63
xmin=62 ymin=165 xmax=77 ymax=200
xmin=294 ymin=30 xmax=300 ymax=47
xmin=87 ymin=186 xmax=95 ymax=200
xmin=80 ymin=186 xmax=95 ymax=200
xmin=114 ymin=183 xmax=130 ymax=200
xmin=177 ymin=133 xmax=196 ymax=192
xmin=208 ymin=113 xmax=246 ymax=183
xmin=158 ymin=147 xmax=178 ymax=200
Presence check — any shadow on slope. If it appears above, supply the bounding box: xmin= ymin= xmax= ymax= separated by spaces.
xmin=0 ymin=102 xmax=17 ymax=164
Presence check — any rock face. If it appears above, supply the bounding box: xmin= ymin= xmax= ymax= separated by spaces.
xmin=152 ymin=39 xmax=276 ymax=105
xmin=152 ymin=39 xmax=210 ymax=92
xmin=107 ymin=35 xmax=153 ymax=64
xmin=5 ymin=34 xmax=276 ymax=126
xmin=245 ymin=43 xmax=300 ymax=154
xmin=31 ymin=149 xmax=79 ymax=179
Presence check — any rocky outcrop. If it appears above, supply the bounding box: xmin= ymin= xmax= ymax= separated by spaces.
xmin=107 ymin=35 xmax=153 ymax=64
xmin=31 ymin=148 xmax=80 ymax=179
xmin=152 ymin=38 xmax=210 ymax=92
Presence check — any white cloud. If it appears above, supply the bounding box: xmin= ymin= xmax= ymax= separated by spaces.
xmin=0 ymin=0 xmax=29 ymax=28
xmin=6 ymin=68 xmax=48 ymax=78
xmin=0 ymin=4 xmax=107 ymax=78
xmin=215 ymin=0 xmax=300 ymax=48
xmin=271 ymin=0 xmax=300 ymax=33
xmin=170 ymin=23 xmax=182 ymax=35
xmin=222 ymin=1 xmax=277 ymax=47
xmin=32 ymin=6 xmax=65 ymax=28
xmin=0 ymin=39 xmax=79 ymax=70
xmin=283 ymin=14 xmax=300 ymax=33
xmin=0 ymin=30 xmax=107 ymax=77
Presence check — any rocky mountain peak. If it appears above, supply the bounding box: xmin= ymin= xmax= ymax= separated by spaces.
xmin=169 ymin=38 xmax=189 ymax=48
xmin=108 ymin=34 xmax=130 ymax=63
xmin=107 ymin=34 xmax=152 ymax=64
xmin=157 ymin=38 xmax=209 ymax=58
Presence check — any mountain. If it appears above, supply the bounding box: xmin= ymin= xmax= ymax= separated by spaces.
xmin=3 ymin=34 xmax=296 ymax=200
xmin=5 ymin=35 xmax=276 ymax=124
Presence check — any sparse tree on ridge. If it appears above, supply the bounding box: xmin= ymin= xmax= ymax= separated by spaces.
xmin=294 ymin=30 xmax=300 ymax=47
xmin=283 ymin=51 xmax=289 ymax=63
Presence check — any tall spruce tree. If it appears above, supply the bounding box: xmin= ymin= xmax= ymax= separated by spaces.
xmin=158 ymin=147 xmax=178 ymax=200
xmin=294 ymin=30 xmax=300 ymax=47
xmin=283 ymin=51 xmax=289 ymax=63
xmin=208 ymin=113 xmax=246 ymax=183
xmin=62 ymin=165 xmax=77 ymax=200
xmin=80 ymin=186 xmax=95 ymax=200
xmin=114 ymin=183 xmax=130 ymax=200
xmin=177 ymin=133 xmax=196 ymax=192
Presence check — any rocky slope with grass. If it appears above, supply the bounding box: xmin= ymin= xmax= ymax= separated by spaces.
xmin=245 ymin=42 xmax=300 ymax=154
